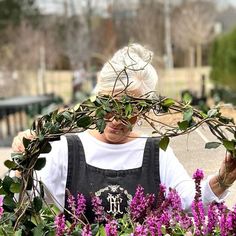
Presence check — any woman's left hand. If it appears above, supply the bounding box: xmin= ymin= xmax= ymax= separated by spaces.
xmin=219 ymin=153 xmax=236 ymax=187
xmin=209 ymin=153 xmax=236 ymax=197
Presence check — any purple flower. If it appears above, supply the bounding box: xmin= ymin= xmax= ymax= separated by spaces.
xmin=193 ymin=169 xmax=204 ymax=181
xmin=144 ymin=214 xmax=162 ymax=236
xmin=166 ymin=188 xmax=182 ymax=211
xmin=0 ymin=196 xmax=4 ymax=219
xmin=191 ymin=200 xmax=205 ymax=235
xmin=67 ymin=194 xmax=76 ymax=215
xmin=129 ymin=185 xmax=155 ymax=222
xmin=91 ymin=195 xmax=105 ymax=223
xmin=132 ymin=224 xmax=149 ymax=236
xmin=67 ymin=192 xmax=86 ymax=221
xmin=76 ymin=193 xmax=86 ymax=217
xmin=206 ymin=202 xmax=219 ymax=234
xmin=191 ymin=169 xmax=206 ymax=235
xmin=178 ymin=213 xmax=193 ymax=230
xmin=105 ymin=219 xmax=118 ymax=236
xmin=156 ymin=184 xmax=166 ymax=209
xmin=219 ymin=212 xmax=227 ymax=236
xmin=225 ymin=206 xmax=236 ymax=235
xmin=54 ymin=213 xmax=65 ymax=236
xmin=82 ymin=224 xmax=92 ymax=236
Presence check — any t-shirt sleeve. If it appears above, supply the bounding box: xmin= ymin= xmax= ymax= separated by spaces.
xmin=36 ymin=135 xmax=68 ymax=211
xmin=159 ymin=146 xmax=228 ymax=212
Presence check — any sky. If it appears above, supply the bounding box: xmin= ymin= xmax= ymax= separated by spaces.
xmin=36 ymin=0 xmax=236 ymax=15
xmin=218 ymin=0 xmax=236 ymax=8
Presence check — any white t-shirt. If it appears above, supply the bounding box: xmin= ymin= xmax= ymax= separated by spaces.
xmin=37 ymin=131 xmax=227 ymax=211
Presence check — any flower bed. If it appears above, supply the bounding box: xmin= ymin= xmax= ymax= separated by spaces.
xmin=0 ymin=94 xmax=235 ymax=235
xmin=0 ymin=169 xmax=236 ymax=235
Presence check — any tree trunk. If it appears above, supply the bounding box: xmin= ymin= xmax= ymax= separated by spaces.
xmin=189 ymin=47 xmax=195 ymax=68
xmin=196 ymin=44 xmax=202 ymax=67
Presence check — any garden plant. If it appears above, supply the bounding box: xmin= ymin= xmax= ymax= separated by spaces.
xmin=0 ymin=74 xmax=236 ymax=235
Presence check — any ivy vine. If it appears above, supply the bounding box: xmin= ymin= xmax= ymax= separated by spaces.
xmin=0 ymin=90 xmax=236 ymax=232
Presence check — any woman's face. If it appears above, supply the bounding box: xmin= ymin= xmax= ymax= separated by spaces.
xmin=101 ymin=115 xmax=137 ymax=144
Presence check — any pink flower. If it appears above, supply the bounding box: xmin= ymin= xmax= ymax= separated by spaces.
xmin=105 ymin=220 xmax=118 ymax=236
xmin=82 ymin=224 xmax=92 ymax=236
xmin=0 ymin=196 xmax=4 ymax=219
xmin=12 ymin=129 xmax=36 ymax=153
xmin=54 ymin=213 xmax=65 ymax=236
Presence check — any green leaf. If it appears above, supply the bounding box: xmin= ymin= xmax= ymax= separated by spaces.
xmin=51 ymin=108 xmax=59 ymax=119
xmin=23 ymin=137 xmax=31 ymax=149
xmin=77 ymin=115 xmax=92 ymax=128
xmin=159 ymin=136 xmax=170 ymax=151
xmin=45 ymin=230 xmax=55 ymax=236
xmin=125 ymin=103 xmax=132 ymax=118
xmin=38 ymin=134 xmax=45 ymax=142
xmin=34 ymin=158 xmax=46 ymax=171
xmin=182 ymin=92 xmax=192 ymax=104
xmin=2 ymin=176 xmax=14 ymax=192
xmin=91 ymin=224 xmax=99 ymax=235
xmin=3 ymin=195 xmax=16 ymax=210
xmin=10 ymin=182 xmax=21 ymax=193
xmin=177 ymin=120 xmax=189 ymax=131
xmin=90 ymin=95 xmax=97 ymax=102
xmin=96 ymin=119 xmax=106 ymax=133
xmin=199 ymin=111 xmax=208 ymax=119
xmin=103 ymin=104 xmax=112 ymax=113
xmin=138 ymin=100 xmax=147 ymax=107
xmin=55 ymin=113 xmax=64 ymax=123
xmin=4 ymin=160 xmax=17 ymax=169
xmin=183 ymin=108 xmax=193 ymax=122
xmin=73 ymin=102 xmax=81 ymax=111
xmin=33 ymin=224 xmax=44 ymax=236
xmin=205 ymin=142 xmax=222 ymax=149
xmin=33 ymin=197 xmax=43 ymax=213
xmin=62 ymin=111 xmax=73 ymax=121
xmin=49 ymin=124 xmax=60 ymax=134
xmin=207 ymin=108 xmax=218 ymax=118
xmin=14 ymin=229 xmax=23 ymax=236
xmin=98 ymin=225 xmax=106 ymax=236
xmin=11 ymin=152 xmax=24 ymax=160
xmin=0 ymin=187 xmax=6 ymax=195
xmin=223 ymin=139 xmax=236 ymax=151
xmin=162 ymin=98 xmax=175 ymax=107
xmin=95 ymin=107 xmax=106 ymax=118
xmin=40 ymin=142 xmax=52 ymax=154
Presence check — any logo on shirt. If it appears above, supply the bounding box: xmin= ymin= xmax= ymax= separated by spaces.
xmin=95 ymin=185 xmax=132 ymax=217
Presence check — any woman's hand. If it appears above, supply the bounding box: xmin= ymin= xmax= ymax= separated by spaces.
xmin=218 ymin=153 xmax=236 ymax=187
xmin=210 ymin=153 xmax=236 ymax=197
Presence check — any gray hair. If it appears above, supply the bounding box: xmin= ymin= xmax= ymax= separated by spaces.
xmin=95 ymin=43 xmax=158 ymax=97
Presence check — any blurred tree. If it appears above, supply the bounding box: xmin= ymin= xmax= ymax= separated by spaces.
xmin=132 ymin=0 xmax=165 ymax=67
xmin=172 ymin=0 xmax=216 ymax=67
xmin=210 ymin=27 xmax=236 ymax=91
xmin=110 ymin=0 xmax=165 ymax=68
xmin=0 ymin=0 xmax=39 ymax=30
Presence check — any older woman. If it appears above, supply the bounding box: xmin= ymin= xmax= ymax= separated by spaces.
xmin=15 ymin=44 xmax=236 ymax=222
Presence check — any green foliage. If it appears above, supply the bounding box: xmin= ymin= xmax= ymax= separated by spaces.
xmin=0 ymin=0 xmax=39 ymax=29
xmin=0 ymin=92 xmax=235 ymax=233
xmin=159 ymin=136 xmax=170 ymax=151
xmin=210 ymin=27 xmax=236 ymax=92
xmin=205 ymin=142 xmax=221 ymax=149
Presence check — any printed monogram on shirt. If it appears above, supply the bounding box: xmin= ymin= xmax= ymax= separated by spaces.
xmin=95 ymin=185 xmax=132 ymax=217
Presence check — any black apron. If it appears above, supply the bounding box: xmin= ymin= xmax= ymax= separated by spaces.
xmin=65 ymin=135 xmax=160 ymax=222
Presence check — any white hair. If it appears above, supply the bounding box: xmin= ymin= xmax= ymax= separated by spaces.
xmin=95 ymin=43 xmax=158 ymax=97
